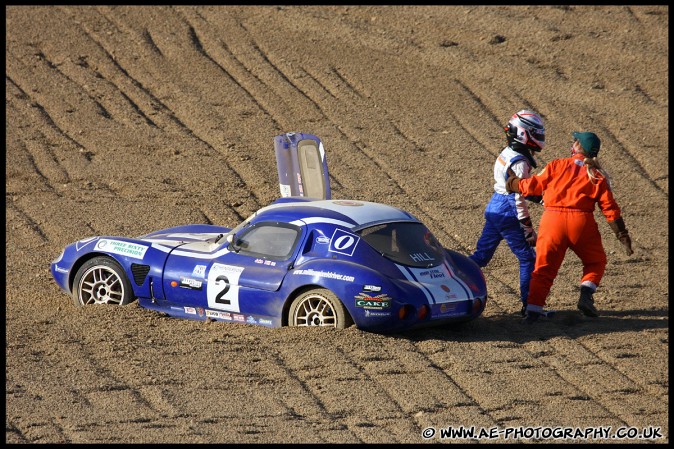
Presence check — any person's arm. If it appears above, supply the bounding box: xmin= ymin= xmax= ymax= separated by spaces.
xmin=597 ymin=182 xmax=634 ymax=256
xmin=509 ymin=161 xmax=536 ymax=246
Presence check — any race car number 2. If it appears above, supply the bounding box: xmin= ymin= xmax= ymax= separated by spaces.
xmin=207 ymin=263 xmax=244 ymax=312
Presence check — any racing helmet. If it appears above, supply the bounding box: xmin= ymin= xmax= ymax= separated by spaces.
xmin=505 ymin=110 xmax=546 ymax=152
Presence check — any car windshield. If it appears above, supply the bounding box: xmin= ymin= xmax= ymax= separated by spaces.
xmin=357 ymin=222 xmax=445 ymax=268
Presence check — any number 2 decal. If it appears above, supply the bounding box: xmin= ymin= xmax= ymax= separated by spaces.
xmin=207 ymin=264 xmax=244 ymax=312
xmin=214 ymin=275 xmax=230 ymax=304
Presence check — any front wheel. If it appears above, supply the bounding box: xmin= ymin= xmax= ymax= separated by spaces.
xmin=288 ymin=288 xmax=352 ymax=329
xmin=72 ymin=256 xmax=134 ymax=307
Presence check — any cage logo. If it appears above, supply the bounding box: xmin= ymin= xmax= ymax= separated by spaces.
xmin=355 ymin=292 xmax=392 ymax=309
xmin=329 ymin=229 xmax=360 ymax=257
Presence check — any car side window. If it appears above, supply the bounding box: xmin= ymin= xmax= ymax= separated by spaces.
xmin=235 ymin=223 xmax=301 ymax=260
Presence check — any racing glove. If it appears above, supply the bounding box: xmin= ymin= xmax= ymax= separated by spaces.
xmin=608 ymin=217 xmax=633 ymax=256
xmin=505 ymin=168 xmax=521 ymax=194
xmin=519 ymin=217 xmax=537 ymax=247
xmin=525 ymin=195 xmax=544 ymax=205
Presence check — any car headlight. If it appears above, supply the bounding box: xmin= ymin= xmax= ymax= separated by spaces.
xmin=52 ymin=250 xmax=64 ymax=264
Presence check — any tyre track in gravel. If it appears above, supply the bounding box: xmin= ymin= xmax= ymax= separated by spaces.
xmin=411 ymin=296 xmax=667 ymax=432
xmin=5 ymin=74 xmax=87 ymax=154
xmin=329 ymin=342 xmax=498 ymax=441
xmin=6 ymin=318 xmax=160 ymax=443
xmin=58 ymin=6 xmax=269 ymax=211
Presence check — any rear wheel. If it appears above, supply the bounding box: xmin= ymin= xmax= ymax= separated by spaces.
xmin=288 ymin=288 xmax=352 ymax=329
xmin=72 ymin=256 xmax=133 ymax=307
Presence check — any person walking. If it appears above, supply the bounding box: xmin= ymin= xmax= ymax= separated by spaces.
xmin=506 ymin=131 xmax=633 ymax=323
xmin=470 ymin=110 xmax=546 ymax=316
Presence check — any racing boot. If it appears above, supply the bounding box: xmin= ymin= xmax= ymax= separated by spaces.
xmin=577 ymin=286 xmax=599 ymax=317
xmin=522 ymin=310 xmax=542 ymax=325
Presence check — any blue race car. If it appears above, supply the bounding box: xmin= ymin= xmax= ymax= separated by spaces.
xmin=50 ymin=133 xmax=487 ymax=333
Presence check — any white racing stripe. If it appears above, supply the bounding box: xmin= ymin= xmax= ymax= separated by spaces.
xmin=396 ymin=264 xmax=435 ymax=304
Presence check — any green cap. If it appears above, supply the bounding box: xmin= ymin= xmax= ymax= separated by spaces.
xmin=572 ymin=131 xmax=601 ymax=157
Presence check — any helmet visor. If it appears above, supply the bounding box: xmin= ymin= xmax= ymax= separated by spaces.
xmin=530 ymin=129 xmax=545 ymax=142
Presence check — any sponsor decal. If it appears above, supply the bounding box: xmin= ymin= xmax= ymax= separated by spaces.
xmin=293 ymin=269 xmax=355 ymax=282
xmin=419 ymin=268 xmax=446 ymax=279
xmin=196 ymin=307 xmax=204 ymax=317
xmin=363 ymin=284 xmax=381 ymax=292
xmin=54 ymin=264 xmax=69 ymax=274
xmin=332 ymin=200 xmax=363 ymax=207
xmin=364 ymin=310 xmax=392 ymax=318
xmin=328 ymin=229 xmax=360 ymax=257
xmin=179 ymin=277 xmax=203 ymax=290
xmin=315 ymin=236 xmax=330 ymax=244
xmin=258 ymin=318 xmax=273 ymax=326
xmin=233 ymin=314 xmax=245 ymax=322
xmin=297 ymin=173 xmax=304 ymax=195
xmin=263 ymin=260 xmax=276 ymax=266
xmin=184 ymin=307 xmax=197 ymax=315
xmin=96 ymin=239 xmax=148 ymax=259
xmin=246 ymin=316 xmax=257 ymax=324
xmin=280 ymin=184 xmax=291 ymax=197
xmin=355 ymin=292 xmax=392 ymax=309
xmin=440 ymin=302 xmax=458 ymax=314
xmin=441 ymin=284 xmax=450 ymax=292
xmin=192 ymin=265 xmax=207 ymax=277
xmin=206 ymin=310 xmax=232 ymax=320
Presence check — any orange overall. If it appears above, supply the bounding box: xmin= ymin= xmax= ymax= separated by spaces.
xmin=517 ymin=153 xmax=621 ymax=309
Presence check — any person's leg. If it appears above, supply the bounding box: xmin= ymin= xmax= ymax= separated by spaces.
xmin=501 ymin=216 xmax=536 ymax=313
xmin=469 ymin=209 xmax=503 ymax=268
xmin=525 ymin=211 xmax=569 ymax=318
xmin=568 ymin=213 xmax=607 ymax=316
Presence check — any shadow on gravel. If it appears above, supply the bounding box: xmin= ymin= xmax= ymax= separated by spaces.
xmin=395 ymin=308 xmax=669 ymax=343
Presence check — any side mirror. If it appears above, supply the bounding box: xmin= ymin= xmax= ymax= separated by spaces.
xmin=226 ymin=234 xmax=239 ymax=252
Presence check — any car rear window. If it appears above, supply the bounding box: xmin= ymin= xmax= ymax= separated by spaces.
xmin=357 ymin=222 xmax=444 ymax=267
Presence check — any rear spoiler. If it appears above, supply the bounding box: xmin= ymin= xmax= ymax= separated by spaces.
xmin=274 ymin=132 xmax=331 ymax=200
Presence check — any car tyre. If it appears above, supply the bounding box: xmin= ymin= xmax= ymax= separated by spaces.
xmin=72 ymin=256 xmax=133 ymax=307
xmin=289 ymin=288 xmax=352 ymax=329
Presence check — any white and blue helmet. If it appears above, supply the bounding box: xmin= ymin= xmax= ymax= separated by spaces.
xmin=506 ymin=109 xmax=546 ymax=152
